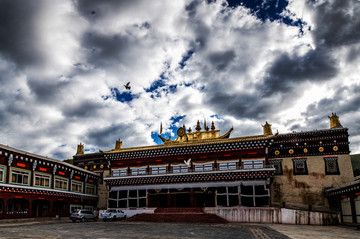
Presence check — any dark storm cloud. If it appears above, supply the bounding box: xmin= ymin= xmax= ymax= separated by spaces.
xmin=208 ymin=50 xmax=236 ymax=71
xmin=0 ymin=0 xmax=44 ymax=67
xmin=311 ymin=0 xmax=360 ymax=48
xmin=86 ymin=123 xmax=135 ymax=149
xmin=297 ymin=83 xmax=360 ymax=133
xmin=61 ymin=100 xmax=103 ymax=119
xmin=260 ymin=49 xmax=338 ymax=95
xmin=27 ymin=78 xmax=70 ymax=103
xmin=82 ymin=32 xmax=133 ymax=68
xmin=75 ymin=0 xmax=142 ymax=20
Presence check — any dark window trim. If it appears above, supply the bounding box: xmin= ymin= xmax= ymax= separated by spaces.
xmin=292 ymin=158 xmax=308 ymax=175
xmin=324 ymin=156 xmax=340 ymax=175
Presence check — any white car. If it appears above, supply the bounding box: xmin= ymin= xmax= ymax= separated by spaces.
xmin=101 ymin=209 xmax=126 ymax=221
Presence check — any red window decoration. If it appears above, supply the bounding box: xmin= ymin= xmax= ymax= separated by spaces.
xmin=74 ymin=176 xmax=80 ymax=180
xmin=59 ymin=171 xmax=65 ymax=175
xmin=16 ymin=163 xmax=26 ymax=167
xmin=39 ymin=167 xmax=47 ymax=172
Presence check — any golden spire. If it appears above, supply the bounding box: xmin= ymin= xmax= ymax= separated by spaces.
xmin=329 ymin=113 xmax=343 ymax=129
xmin=211 ymin=121 xmax=215 ymax=131
xmin=196 ymin=120 xmax=201 ymax=132
xmin=76 ymin=143 xmax=84 ymax=155
xmin=262 ymin=122 xmax=273 ymax=136
xmin=115 ymin=139 xmax=122 ymax=150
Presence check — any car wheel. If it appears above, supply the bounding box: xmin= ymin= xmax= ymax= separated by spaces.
xmin=81 ymin=217 xmax=85 ymax=222
xmin=123 ymin=215 xmax=127 ymax=220
xmin=72 ymin=219 xmax=76 ymax=223
xmin=94 ymin=217 xmax=98 ymax=222
xmin=112 ymin=216 xmax=116 ymax=221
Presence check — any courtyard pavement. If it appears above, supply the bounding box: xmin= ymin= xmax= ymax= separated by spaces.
xmin=0 ymin=219 xmax=359 ymax=238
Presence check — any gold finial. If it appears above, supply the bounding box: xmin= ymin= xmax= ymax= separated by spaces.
xmin=188 ymin=127 xmax=192 ymax=133
xmin=76 ymin=143 xmax=84 ymax=155
xmin=196 ymin=120 xmax=201 ymax=132
xmin=211 ymin=121 xmax=215 ymax=131
xmin=262 ymin=122 xmax=273 ymax=136
xmin=115 ymin=139 xmax=122 ymax=150
xmin=329 ymin=113 xmax=343 ymax=129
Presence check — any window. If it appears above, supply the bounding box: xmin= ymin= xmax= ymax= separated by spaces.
xmin=10 ymin=168 xmax=30 ymax=186
xmin=0 ymin=165 xmax=6 ymax=183
xmin=55 ymin=176 xmax=68 ymax=190
xmin=240 ymin=183 xmax=270 ymax=207
xmin=70 ymin=205 xmax=82 ymax=213
xmin=85 ymin=184 xmax=96 ymax=195
xmin=84 ymin=205 xmax=94 ymax=211
xmin=216 ymin=186 xmax=239 ymax=207
xmin=324 ymin=157 xmax=339 ymax=175
xmin=34 ymin=172 xmax=51 ymax=188
xmin=71 ymin=180 xmax=83 ymax=193
xmin=194 ymin=162 xmax=213 ymax=172
xmin=269 ymin=159 xmax=283 ymax=175
xmin=218 ymin=161 xmax=237 ymax=171
xmin=242 ymin=159 xmax=264 ymax=169
xmin=172 ymin=164 xmax=189 ymax=173
xmin=131 ymin=167 xmax=147 ymax=176
xmin=113 ymin=168 xmax=127 ymax=177
xmin=293 ymin=158 xmax=308 ymax=175
xmin=108 ymin=189 xmax=147 ymax=208
xmin=150 ymin=166 xmax=167 ymax=175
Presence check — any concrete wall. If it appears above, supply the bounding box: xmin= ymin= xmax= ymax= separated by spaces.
xmin=97 ymin=169 xmax=110 ymax=210
xmin=271 ymin=154 xmax=354 ymax=210
xmin=204 ymin=207 xmax=339 ymax=225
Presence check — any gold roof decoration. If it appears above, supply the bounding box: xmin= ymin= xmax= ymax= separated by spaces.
xmin=158 ymin=120 xmax=233 ymax=145
xmin=262 ymin=122 xmax=273 ymax=136
xmin=329 ymin=113 xmax=343 ymax=129
xmin=76 ymin=143 xmax=84 ymax=155
xmin=115 ymin=139 xmax=122 ymax=150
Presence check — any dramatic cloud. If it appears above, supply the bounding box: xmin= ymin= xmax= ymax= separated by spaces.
xmin=0 ymin=0 xmax=359 ymax=160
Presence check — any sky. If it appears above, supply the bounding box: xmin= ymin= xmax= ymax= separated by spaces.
xmin=0 ymin=0 xmax=360 ymax=160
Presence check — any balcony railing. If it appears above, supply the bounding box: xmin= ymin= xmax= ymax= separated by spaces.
xmin=108 ymin=165 xmax=275 ymax=178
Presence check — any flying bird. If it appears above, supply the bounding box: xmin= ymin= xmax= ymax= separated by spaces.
xmin=184 ymin=158 xmax=191 ymax=168
xmin=124 ymin=82 xmax=131 ymax=90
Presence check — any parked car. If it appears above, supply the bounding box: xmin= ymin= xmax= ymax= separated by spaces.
xmin=70 ymin=209 xmax=98 ymax=222
xmin=101 ymin=209 xmax=126 ymax=221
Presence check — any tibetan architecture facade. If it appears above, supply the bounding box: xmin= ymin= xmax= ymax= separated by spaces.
xmin=73 ymin=114 xmax=354 ymax=216
xmin=0 ymin=144 xmax=100 ymax=219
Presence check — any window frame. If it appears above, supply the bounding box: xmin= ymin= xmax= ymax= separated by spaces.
xmin=54 ymin=176 xmax=69 ymax=191
xmin=85 ymin=183 xmax=96 ymax=195
xmin=269 ymin=159 xmax=283 ymax=175
xmin=71 ymin=179 xmax=83 ymax=193
xmin=10 ymin=167 xmax=31 ymax=186
xmin=33 ymin=172 xmax=51 ymax=188
xmin=0 ymin=164 xmax=6 ymax=183
xmin=324 ymin=157 xmax=340 ymax=175
xmin=293 ymin=158 xmax=308 ymax=175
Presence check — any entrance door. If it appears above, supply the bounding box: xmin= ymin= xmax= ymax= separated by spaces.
xmin=32 ymin=200 xmax=50 ymax=217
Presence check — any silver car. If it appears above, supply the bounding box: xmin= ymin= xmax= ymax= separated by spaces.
xmin=70 ymin=209 xmax=98 ymax=222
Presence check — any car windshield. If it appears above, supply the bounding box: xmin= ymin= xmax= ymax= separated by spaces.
xmin=107 ymin=209 xmax=116 ymax=213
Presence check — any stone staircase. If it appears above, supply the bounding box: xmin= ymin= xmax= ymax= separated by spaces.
xmin=126 ymin=208 xmax=228 ymax=223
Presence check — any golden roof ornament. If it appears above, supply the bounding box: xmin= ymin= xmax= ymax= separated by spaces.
xmin=115 ymin=139 xmax=122 ymax=150
xmin=76 ymin=143 xmax=84 ymax=155
xmin=157 ymin=120 xmax=233 ymax=145
xmin=262 ymin=122 xmax=273 ymax=136
xmin=329 ymin=113 xmax=343 ymax=129
xmin=196 ymin=120 xmax=201 ymax=132
xmin=211 ymin=121 xmax=215 ymax=131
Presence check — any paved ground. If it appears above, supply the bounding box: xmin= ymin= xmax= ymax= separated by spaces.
xmin=0 ymin=220 xmax=359 ymax=239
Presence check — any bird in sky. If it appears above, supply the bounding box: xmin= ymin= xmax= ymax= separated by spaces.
xmin=184 ymin=158 xmax=191 ymax=168
xmin=124 ymin=82 xmax=131 ymax=90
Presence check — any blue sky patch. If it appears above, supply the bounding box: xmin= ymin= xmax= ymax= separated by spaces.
xmin=226 ymin=0 xmax=305 ymax=33
xmin=179 ymin=49 xmax=195 ymax=69
xmin=110 ymin=88 xmax=138 ymax=103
